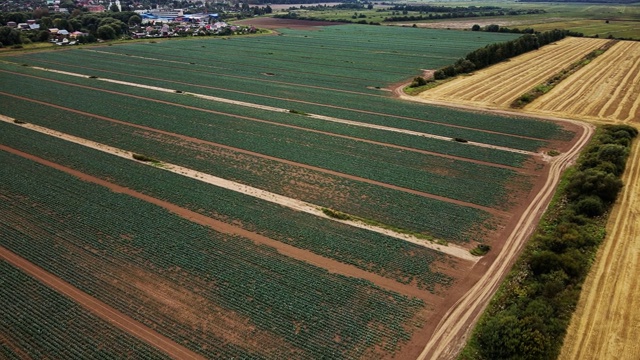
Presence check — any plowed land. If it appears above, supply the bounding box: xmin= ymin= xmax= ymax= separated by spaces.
xmin=527 ymin=41 xmax=640 ymax=123
xmin=419 ymin=37 xmax=609 ymax=108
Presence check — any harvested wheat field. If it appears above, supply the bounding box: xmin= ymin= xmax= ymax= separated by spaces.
xmin=527 ymin=41 xmax=640 ymax=123
xmin=559 ymin=137 xmax=640 ymax=360
xmin=419 ymin=37 xmax=609 ymax=108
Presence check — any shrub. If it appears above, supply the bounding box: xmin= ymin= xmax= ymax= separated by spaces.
xmin=321 ymin=208 xmax=351 ymax=220
xmin=132 ymin=153 xmax=159 ymax=163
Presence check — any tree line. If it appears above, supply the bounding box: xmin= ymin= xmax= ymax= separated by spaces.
xmin=433 ymin=29 xmax=582 ymax=80
xmin=460 ymin=124 xmax=638 ymax=360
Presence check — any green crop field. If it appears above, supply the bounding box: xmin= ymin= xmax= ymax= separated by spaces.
xmin=0 ymin=262 xmax=171 ymax=360
xmin=0 ymin=24 xmax=580 ymax=358
xmin=0 ymin=148 xmax=426 ymax=359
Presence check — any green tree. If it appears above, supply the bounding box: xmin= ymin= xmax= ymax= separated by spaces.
xmin=471 ymin=24 xmax=480 ymax=31
xmin=97 ymin=24 xmax=116 ymax=39
xmin=128 ymin=15 xmax=141 ymax=26
xmin=0 ymin=26 xmax=22 ymax=46
xmin=110 ymin=4 xmax=120 ymax=12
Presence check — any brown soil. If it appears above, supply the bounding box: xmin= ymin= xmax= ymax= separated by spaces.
xmin=0 ymin=246 xmax=207 ymax=360
xmin=559 ymin=134 xmax=640 ymax=360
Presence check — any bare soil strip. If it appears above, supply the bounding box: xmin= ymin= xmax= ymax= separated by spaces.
xmin=0 ymin=246 xmax=206 ymax=360
xmin=0 ymin=143 xmax=442 ymax=301
xmin=0 ymin=92 xmax=508 ymax=219
xmin=418 ymin=37 xmax=610 ymax=109
xmin=527 ymin=41 xmax=640 ymax=123
xmin=415 ymin=118 xmax=593 ymax=359
xmin=28 ymin=66 xmax=537 ymax=158
xmin=559 ymin=138 xmax=640 ymax=360
xmin=0 ymin=116 xmax=476 ymax=261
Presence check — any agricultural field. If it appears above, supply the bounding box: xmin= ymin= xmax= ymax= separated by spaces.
xmin=417 ymin=37 xmax=610 ymax=108
xmin=527 ymin=40 xmax=640 ymax=123
xmin=559 ymin=137 xmax=640 ymax=360
xmin=376 ymin=1 xmax=640 ymax=40
xmin=0 ymin=24 xmax=585 ymax=359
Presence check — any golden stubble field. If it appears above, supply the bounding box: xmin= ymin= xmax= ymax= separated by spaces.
xmin=527 ymin=40 xmax=640 ymax=123
xmin=410 ymin=36 xmax=640 ymax=360
xmin=559 ymin=138 xmax=640 ymax=360
xmin=417 ymin=37 xmax=609 ymax=109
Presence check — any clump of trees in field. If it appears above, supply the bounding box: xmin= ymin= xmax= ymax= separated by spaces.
xmin=433 ymin=29 xmax=581 ymax=80
xmin=460 ymin=124 xmax=638 ymax=360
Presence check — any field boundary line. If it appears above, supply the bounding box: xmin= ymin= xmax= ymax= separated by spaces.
xmin=0 ymin=115 xmax=478 ymax=262
xmin=23 ymin=65 xmax=538 ymax=158
xmin=416 ymin=117 xmax=593 ymax=359
xmin=0 ymin=246 xmax=206 ymax=360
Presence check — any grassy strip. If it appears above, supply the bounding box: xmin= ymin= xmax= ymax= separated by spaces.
xmin=511 ymin=40 xmax=618 ymax=108
xmin=460 ymin=124 xmax=638 ymax=360
xmin=322 ymin=207 xmax=447 ymax=245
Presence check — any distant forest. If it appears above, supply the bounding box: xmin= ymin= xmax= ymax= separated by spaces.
xmin=519 ymin=0 xmax=639 ymax=3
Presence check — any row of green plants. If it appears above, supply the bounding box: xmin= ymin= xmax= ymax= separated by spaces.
xmin=1 ymin=120 xmax=458 ymax=289
xmin=8 ymin=53 xmax=554 ymax=157
xmin=0 ymin=69 xmax=527 ymax=210
xmin=460 ymin=124 xmax=638 ymax=359
xmin=83 ymin=38 xmax=571 ymax=140
xmin=0 ymin=262 xmax=169 ymax=359
xmin=0 ymin=148 xmax=426 ymax=359
xmin=6 ymin=34 xmax=569 ymax=142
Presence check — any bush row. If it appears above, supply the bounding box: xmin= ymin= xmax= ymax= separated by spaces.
xmin=434 ymin=29 xmax=580 ymax=80
xmin=460 ymin=124 xmax=638 ymax=360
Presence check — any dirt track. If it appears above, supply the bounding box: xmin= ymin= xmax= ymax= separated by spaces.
xmin=414 ymin=116 xmax=593 ymax=359
xmin=0 ymin=246 xmax=206 ymax=360
xmin=558 ymin=136 xmax=640 ymax=360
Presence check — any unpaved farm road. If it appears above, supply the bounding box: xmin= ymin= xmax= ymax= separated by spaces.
xmin=0 ymin=246 xmax=206 ymax=360
xmin=402 ymin=98 xmax=595 ymax=359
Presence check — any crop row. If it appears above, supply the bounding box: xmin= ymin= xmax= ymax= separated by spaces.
xmin=6 ymin=50 xmax=571 ymax=143
xmin=1 ymin=121 xmax=462 ymax=287
xmin=0 ymin=70 xmax=529 ymax=209
xmin=0 ymin=98 xmax=493 ymax=240
xmin=0 ymin=148 xmax=426 ymax=359
xmin=3 ymin=56 xmax=542 ymax=159
xmin=0 ymin=262 xmax=170 ymax=360
xmin=90 ymin=25 xmax=520 ymax=84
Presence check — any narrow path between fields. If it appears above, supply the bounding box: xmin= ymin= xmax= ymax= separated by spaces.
xmin=0 ymin=115 xmax=477 ymax=262
xmin=414 ymin=114 xmax=593 ymax=359
xmin=0 ymin=92 xmax=509 ymax=219
xmin=0 ymin=143 xmax=441 ymax=301
xmin=0 ymin=246 xmax=206 ymax=360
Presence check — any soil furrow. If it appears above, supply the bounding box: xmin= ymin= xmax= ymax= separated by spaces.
xmin=0 ymin=144 xmax=442 ymax=301
xmin=0 ymin=246 xmax=207 ymax=360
